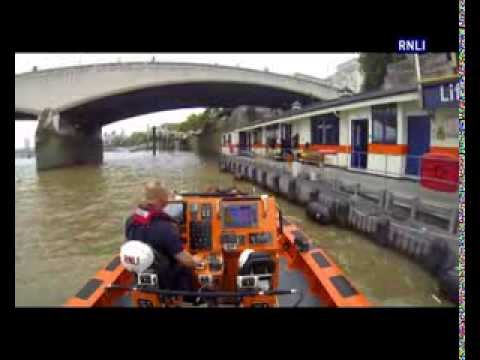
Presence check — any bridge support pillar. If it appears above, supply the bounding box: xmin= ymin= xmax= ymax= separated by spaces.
xmin=35 ymin=109 xmax=103 ymax=171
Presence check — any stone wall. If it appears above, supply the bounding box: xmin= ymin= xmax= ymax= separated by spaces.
xmin=383 ymin=53 xmax=457 ymax=89
xmin=324 ymin=58 xmax=364 ymax=93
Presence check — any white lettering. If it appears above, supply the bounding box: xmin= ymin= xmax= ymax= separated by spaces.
xmin=415 ymin=40 xmax=425 ymax=51
xmin=406 ymin=40 xmax=414 ymax=51
xmin=399 ymin=40 xmax=405 ymax=51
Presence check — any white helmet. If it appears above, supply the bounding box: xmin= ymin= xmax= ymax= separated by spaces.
xmin=120 ymin=240 xmax=155 ymax=274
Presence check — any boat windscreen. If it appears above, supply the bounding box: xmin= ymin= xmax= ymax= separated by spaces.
xmin=164 ymin=202 xmax=186 ymax=225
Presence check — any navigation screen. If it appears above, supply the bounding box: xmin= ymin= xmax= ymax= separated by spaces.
xmin=223 ymin=204 xmax=258 ymax=228
xmin=164 ymin=202 xmax=185 ymax=225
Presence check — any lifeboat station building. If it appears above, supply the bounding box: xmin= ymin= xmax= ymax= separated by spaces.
xmin=222 ymin=77 xmax=459 ymax=186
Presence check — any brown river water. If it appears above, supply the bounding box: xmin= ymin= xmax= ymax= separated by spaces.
xmin=15 ymin=151 xmax=452 ymax=307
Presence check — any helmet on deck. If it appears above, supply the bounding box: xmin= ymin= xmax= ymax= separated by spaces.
xmin=120 ymin=240 xmax=155 ymax=274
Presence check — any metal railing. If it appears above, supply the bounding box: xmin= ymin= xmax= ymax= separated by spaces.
xmin=229 ymin=148 xmax=459 ymax=192
xmin=311 ymin=151 xmax=460 ymax=190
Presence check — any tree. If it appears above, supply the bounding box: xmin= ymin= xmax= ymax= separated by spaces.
xmin=128 ymin=131 xmax=148 ymax=146
xmin=176 ymin=112 xmax=209 ymax=132
xmin=359 ymin=53 xmax=407 ymax=91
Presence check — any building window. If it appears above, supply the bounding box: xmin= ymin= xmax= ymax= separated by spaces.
xmin=228 ymin=134 xmax=232 ymax=144
xmin=372 ymin=104 xmax=397 ymax=144
xmin=311 ymin=114 xmax=339 ymax=145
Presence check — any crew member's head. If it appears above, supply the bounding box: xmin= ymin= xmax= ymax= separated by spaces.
xmin=141 ymin=180 xmax=169 ymax=211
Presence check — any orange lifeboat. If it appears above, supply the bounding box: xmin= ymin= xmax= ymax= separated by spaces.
xmin=65 ymin=192 xmax=371 ymax=308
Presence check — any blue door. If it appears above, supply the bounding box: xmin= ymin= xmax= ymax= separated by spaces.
xmin=351 ymin=119 xmax=368 ymax=169
xmin=239 ymin=132 xmax=248 ymax=154
xmin=406 ymin=116 xmax=431 ymax=176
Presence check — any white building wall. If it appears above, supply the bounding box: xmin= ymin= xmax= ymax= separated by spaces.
xmin=339 ymin=103 xmax=411 ymax=177
xmin=325 ymin=154 xmax=345 ymax=167
xmin=261 ymin=126 xmax=267 ymax=145
xmin=365 ymin=102 xmax=411 ymax=177
xmin=254 ymin=128 xmax=266 ymax=156
xmin=366 ymin=154 xmax=406 ymax=177
xmin=223 ymin=92 xmax=456 ymax=179
xmin=293 ymin=117 xmax=311 ymax=144
xmin=339 ymin=112 xmax=351 ymax=145
xmin=228 ymin=131 xmax=239 ymax=155
xmin=221 ymin=132 xmax=228 ymax=154
xmin=276 ymin=126 xmax=282 ymax=146
xmin=431 ymin=108 xmax=459 ymax=148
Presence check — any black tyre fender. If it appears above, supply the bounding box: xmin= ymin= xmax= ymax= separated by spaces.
xmin=438 ymin=267 xmax=458 ymax=304
xmin=306 ymin=201 xmax=333 ymax=225
xmin=423 ymin=237 xmax=447 ymax=275
xmin=374 ymin=216 xmax=390 ymax=246
xmin=336 ymin=201 xmax=350 ymax=228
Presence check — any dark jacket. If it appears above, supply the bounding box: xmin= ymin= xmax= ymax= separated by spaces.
xmin=125 ymin=210 xmax=183 ymax=269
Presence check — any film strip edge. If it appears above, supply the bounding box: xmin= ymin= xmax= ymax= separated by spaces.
xmin=458 ymin=0 xmax=465 ymax=359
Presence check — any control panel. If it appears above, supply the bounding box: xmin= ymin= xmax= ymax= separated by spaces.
xmin=219 ymin=199 xmax=278 ymax=252
xmin=170 ymin=196 xmax=279 ymax=254
xmin=165 ymin=194 xmax=281 ymax=304
xmin=249 ymin=232 xmax=273 ymax=245
xmin=189 ymin=203 xmax=213 ymax=251
xmin=190 ymin=221 xmax=212 ymax=250
xmin=193 ymin=252 xmax=224 ymax=289
xmin=220 ymin=233 xmax=245 ymax=251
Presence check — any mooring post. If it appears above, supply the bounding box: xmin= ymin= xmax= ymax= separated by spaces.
xmin=152 ymin=126 xmax=157 ymax=156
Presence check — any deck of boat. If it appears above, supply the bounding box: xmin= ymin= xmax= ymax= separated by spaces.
xmin=113 ymin=255 xmax=323 ymax=307
xmin=278 ymin=256 xmax=323 ymax=307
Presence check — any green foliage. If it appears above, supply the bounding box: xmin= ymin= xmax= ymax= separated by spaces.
xmin=109 ymin=131 xmax=149 ymax=147
xmin=105 ymin=108 xmax=225 ymax=148
xmin=359 ymin=53 xmax=407 ymax=91
xmin=128 ymin=131 xmax=148 ymax=146
xmin=176 ymin=112 xmax=209 ymax=132
xmin=162 ymin=123 xmax=180 ymax=131
xmin=176 ymin=108 xmax=225 ymax=133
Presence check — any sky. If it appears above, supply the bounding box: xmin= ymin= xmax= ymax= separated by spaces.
xmin=15 ymin=53 xmax=358 ymax=148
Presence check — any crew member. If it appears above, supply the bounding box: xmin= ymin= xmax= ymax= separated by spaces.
xmin=125 ymin=181 xmax=203 ymax=292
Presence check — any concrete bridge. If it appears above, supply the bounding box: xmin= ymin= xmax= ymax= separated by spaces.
xmin=15 ymin=62 xmax=339 ymax=170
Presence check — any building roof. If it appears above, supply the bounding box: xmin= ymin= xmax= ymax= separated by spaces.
xmin=294 ymin=84 xmax=417 ymax=113
xmin=255 ymin=84 xmax=418 ymax=125
xmin=228 ymin=84 xmax=419 ymax=132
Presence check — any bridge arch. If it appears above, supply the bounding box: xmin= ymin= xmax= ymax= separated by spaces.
xmin=15 ymin=62 xmax=339 ymax=119
xmin=15 ymin=62 xmax=340 ymax=170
